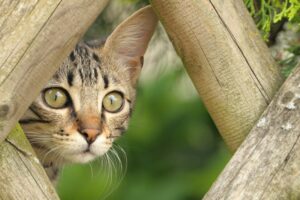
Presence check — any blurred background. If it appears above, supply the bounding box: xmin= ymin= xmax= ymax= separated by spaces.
xmin=57 ymin=0 xmax=300 ymax=199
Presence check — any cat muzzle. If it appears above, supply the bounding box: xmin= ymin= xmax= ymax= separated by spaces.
xmin=79 ymin=128 xmax=100 ymax=144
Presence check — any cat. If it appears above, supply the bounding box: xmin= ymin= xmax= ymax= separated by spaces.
xmin=19 ymin=5 xmax=158 ymax=183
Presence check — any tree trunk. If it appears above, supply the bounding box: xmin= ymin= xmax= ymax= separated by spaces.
xmin=150 ymin=0 xmax=283 ymax=151
xmin=203 ymin=64 xmax=300 ymax=199
xmin=0 ymin=0 xmax=109 ymax=198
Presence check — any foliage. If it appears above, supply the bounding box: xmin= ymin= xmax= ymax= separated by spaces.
xmin=280 ymin=44 xmax=300 ymax=76
xmin=244 ymin=0 xmax=300 ymax=77
xmin=244 ymin=0 xmax=300 ymax=40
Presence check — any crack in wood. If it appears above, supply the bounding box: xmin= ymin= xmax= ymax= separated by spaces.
xmin=5 ymin=138 xmax=33 ymax=158
xmin=209 ymin=0 xmax=270 ymax=104
xmin=260 ymin=132 xmax=300 ymax=199
xmin=16 ymin=149 xmax=51 ymax=200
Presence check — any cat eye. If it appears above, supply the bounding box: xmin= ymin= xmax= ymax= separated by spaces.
xmin=43 ymin=88 xmax=69 ymax=109
xmin=103 ymin=91 xmax=124 ymax=113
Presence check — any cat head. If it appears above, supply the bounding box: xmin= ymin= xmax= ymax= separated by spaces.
xmin=20 ymin=6 xmax=157 ymax=165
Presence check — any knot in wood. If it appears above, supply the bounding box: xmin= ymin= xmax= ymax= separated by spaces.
xmin=281 ymin=91 xmax=294 ymax=104
xmin=0 ymin=104 xmax=10 ymax=119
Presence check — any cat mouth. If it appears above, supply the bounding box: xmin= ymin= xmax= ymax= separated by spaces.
xmin=83 ymin=148 xmax=90 ymax=153
xmin=82 ymin=146 xmax=99 ymax=157
xmin=82 ymin=147 xmax=96 ymax=155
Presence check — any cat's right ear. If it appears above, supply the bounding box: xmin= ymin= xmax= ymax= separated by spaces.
xmin=103 ymin=5 xmax=158 ymax=86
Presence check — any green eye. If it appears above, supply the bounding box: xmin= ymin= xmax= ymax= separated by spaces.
xmin=43 ymin=88 xmax=69 ymax=109
xmin=103 ymin=92 xmax=124 ymax=113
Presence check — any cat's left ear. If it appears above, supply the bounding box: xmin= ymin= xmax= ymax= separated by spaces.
xmin=103 ymin=5 xmax=158 ymax=86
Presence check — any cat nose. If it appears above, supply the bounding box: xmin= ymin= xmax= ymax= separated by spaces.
xmin=80 ymin=128 xmax=100 ymax=144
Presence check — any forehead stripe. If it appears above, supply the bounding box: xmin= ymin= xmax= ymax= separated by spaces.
xmin=94 ymin=68 xmax=98 ymax=81
xmin=69 ymin=51 xmax=76 ymax=62
xmin=67 ymin=71 xmax=74 ymax=86
xmin=79 ymin=69 xmax=84 ymax=84
xmin=103 ymin=75 xmax=109 ymax=89
xmin=92 ymin=53 xmax=100 ymax=63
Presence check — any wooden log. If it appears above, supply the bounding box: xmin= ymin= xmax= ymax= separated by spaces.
xmin=0 ymin=0 xmax=109 ymax=198
xmin=203 ymin=64 xmax=300 ymax=199
xmin=150 ymin=0 xmax=283 ymax=151
xmin=0 ymin=125 xmax=59 ymax=199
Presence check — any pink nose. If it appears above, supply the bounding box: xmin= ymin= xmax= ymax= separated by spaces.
xmin=80 ymin=128 xmax=100 ymax=144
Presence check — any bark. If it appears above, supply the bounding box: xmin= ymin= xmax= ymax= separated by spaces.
xmin=203 ymin=64 xmax=300 ymax=199
xmin=0 ymin=0 xmax=109 ymax=198
xmin=150 ymin=0 xmax=283 ymax=151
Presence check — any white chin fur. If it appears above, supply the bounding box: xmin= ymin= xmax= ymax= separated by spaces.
xmin=65 ymin=152 xmax=96 ymax=163
xmin=61 ymin=134 xmax=111 ymax=163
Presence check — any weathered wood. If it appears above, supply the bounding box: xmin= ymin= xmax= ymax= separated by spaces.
xmin=151 ymin=0 xmax=283 ymax=151
xmin=203 ymin=64 xmax=300 ymax=199
xmin=0 ymin=0 xmax=109 ymax=198
xmin=0 ymin=0 xmax=109 ymax=142
xmin=0 ymin=125 xmax=59 ymax=199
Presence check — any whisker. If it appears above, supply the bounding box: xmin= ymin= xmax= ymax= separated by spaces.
xmin=41 ymin=144 xmax=65 ymax=164
xmin=98 ymin=143 xmax=127 ymax=200
xmin=88 ymin=162 xmax=94 ymax=180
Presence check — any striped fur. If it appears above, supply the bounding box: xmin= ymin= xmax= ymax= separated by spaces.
xmin=20 ymin=6 xmax=157 ymax=183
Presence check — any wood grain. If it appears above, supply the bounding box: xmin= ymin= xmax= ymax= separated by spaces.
xmin=150 ymin=0 xmax=283 ymax=151
xmin=204 ymin=64 xmax=300 ymax=199
xmin=0 ymin=125 xmax=59 ymax=199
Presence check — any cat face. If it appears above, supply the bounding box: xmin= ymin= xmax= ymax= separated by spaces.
xmin=20 ymin=6 xmax=157 ymax=166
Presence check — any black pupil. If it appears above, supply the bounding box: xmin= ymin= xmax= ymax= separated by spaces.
xmin=54 ymin=92 xmax=59 ymax=101
xmin=110 ymin=96 xmax=114 ymax=105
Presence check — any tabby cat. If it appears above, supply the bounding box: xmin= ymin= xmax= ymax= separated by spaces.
xmin=19 ymin=6 xmax=157 ymax=182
